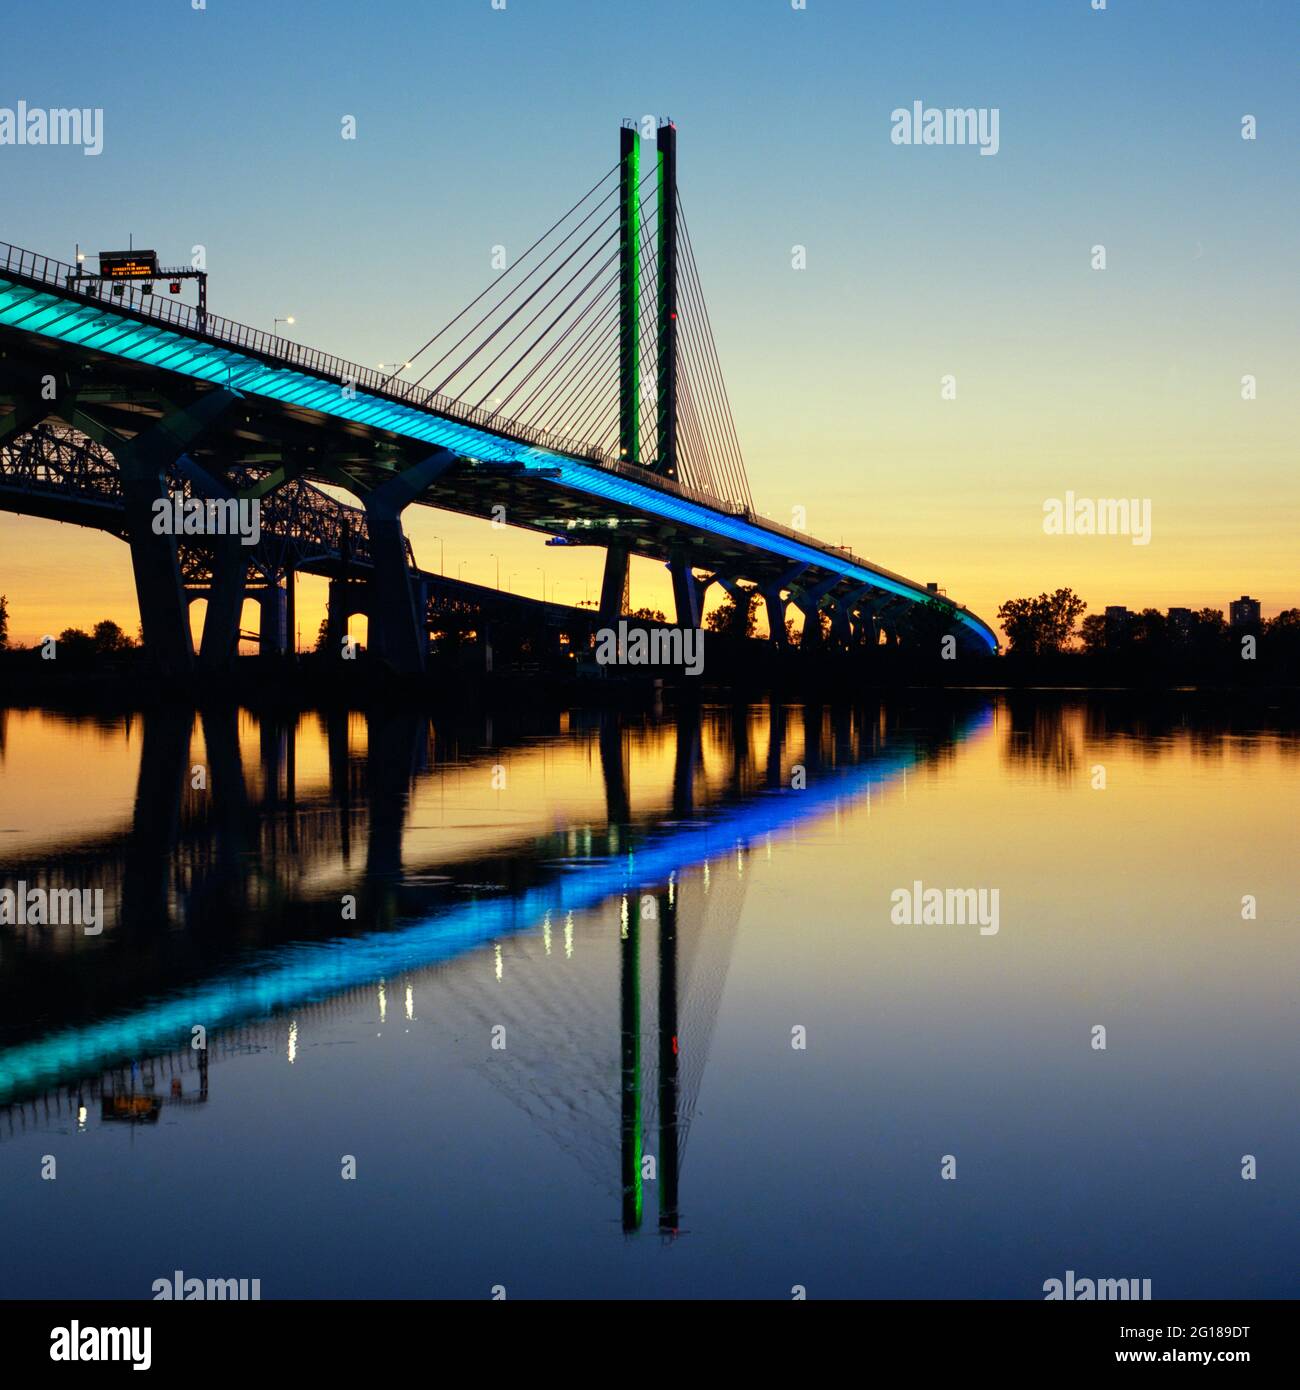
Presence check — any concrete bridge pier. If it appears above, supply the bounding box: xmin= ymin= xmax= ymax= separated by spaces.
xmin=668 ymin=549 xmax=703 ymax=628
xmin=761 ymin=587 xmax=790 ymax=648
xmin=599 ymin=542 xmax=629 ymax=623
xmin=792 ymin=574 xmax=840 ymax=652
xmin=761 ymin=565 xmax=806 ymax=650
xmin=255 ymin=581 xmax=288 ymax=657
xmin=329 ymin=450 xmax=454 ymax=673
xmin=326 ymin=579 xmax=368 ymax=657
xmin=199 ymin=534 xmax=250 ymax=669
xmin=117 ymin=461 xmax=193 ymax=676
xmin=177 ymin=456 xmax=257 ymax=672
xmin=89 ymin=390 xmax=240 ymax=678
xmin=830 ymin=598 xmax=854 ymax=649
xmin=365 ymin=509 xmax=426 ymax=672
xmin=795 ymin=600 xmax=825 ymax=649
xmin=850 ymin=607 xmax=878 ymax=648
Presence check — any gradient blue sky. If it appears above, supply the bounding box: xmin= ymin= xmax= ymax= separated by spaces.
xmin=1 ymin=0 xmax=1296 ymax=641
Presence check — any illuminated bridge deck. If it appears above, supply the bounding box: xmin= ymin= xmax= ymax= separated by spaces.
xmin=0 ymin=241 xmax=998 ymax=652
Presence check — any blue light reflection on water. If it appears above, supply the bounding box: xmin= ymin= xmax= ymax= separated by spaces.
xmin=0 ymin=709 xmax=993 ymax=1100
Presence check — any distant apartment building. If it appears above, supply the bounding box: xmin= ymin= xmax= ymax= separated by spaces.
xmin=1229 ymin=595 xmax=1262 ymax=629
xmin=1103 ymin=606 xmax=1131 ymax=647
xmin=1167 ymin=607 xmax=1193 ymax=641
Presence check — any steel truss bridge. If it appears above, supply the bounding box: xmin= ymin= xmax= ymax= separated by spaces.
xmin=0 ymin=123 xmax=997 ymax=673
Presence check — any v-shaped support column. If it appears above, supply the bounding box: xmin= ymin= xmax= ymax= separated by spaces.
xmin=326 ymin=451 xmax=455 ymax=673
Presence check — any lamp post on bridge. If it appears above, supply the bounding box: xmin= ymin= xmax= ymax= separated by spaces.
xmin=273 ymin=315 xmax=295 ymax=337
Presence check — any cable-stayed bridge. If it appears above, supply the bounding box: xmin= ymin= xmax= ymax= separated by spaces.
xmin=0 ymin=123 xmax=998 ymax=673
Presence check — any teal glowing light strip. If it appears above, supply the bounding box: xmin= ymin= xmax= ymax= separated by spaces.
xmin=0 ymin=709 xmax=993 ymax=1100
xmin=0 ymin=276 xmax=998 ymax=652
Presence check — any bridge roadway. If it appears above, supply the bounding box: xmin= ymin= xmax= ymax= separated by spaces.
xmin=0 ymin=241 xmax=999 ymax=672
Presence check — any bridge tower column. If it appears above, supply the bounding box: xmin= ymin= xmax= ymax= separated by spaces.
xmin=618 ymin=122 xmax=641 ymax=466
xmin=655 ymin=120 xmax=678 ymax=481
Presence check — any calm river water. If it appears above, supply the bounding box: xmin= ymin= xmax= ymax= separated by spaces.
xmin=0 ymin=694 xmax=1295 ymax=1298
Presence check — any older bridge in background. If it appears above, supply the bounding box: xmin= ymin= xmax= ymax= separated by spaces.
xmin=0 ymin=123 xmax=998 ymax=673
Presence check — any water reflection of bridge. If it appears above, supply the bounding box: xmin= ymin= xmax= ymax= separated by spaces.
xmin=0 ymin=699 xmax=991 ymax=1233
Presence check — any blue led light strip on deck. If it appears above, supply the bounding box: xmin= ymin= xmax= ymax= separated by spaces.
xmin=0 ymin=276 xmax=998 ymax=652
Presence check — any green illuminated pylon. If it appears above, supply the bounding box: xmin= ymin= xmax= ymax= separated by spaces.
xmin=618 ymin=124 xmax=640 ymax=464
xmin=655 ymin=120 xmax=678 ymax=480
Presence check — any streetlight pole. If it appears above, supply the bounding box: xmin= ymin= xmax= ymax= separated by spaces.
xmin=273 ymin=315 xmax=295 ymax=337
